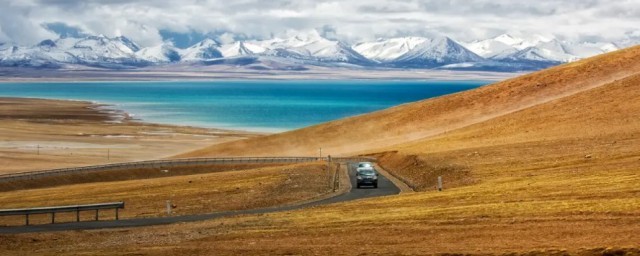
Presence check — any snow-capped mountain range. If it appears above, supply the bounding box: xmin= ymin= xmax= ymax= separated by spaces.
xmin=0 ymin=31 xmax=636 ymax=71
xmin=462 ymin=33 xmax=619 ymax=63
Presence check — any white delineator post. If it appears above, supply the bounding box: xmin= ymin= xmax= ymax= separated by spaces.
xmin=437 ymin=176 xmax=443 ymax=191
xmin=327 ymin=155 xmax=332 ymax=188
xmin=166 ymin=200 xmax=172 ymax=215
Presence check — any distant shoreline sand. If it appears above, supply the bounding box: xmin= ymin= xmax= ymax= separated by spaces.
xmin=0 ymin=67 xmax=520 ymax=83
xmin=0 ymin=97 xmax=262 ymax=174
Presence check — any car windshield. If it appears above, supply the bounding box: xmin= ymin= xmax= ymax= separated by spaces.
xmin=358 ymin=162 xmax=372 ymax=167
xmin=359 ymin=170 xmax=376 ymax=176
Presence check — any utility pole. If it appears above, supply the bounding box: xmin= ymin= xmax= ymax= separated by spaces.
xmin=37 ymin=144 xmax=40 ymax=155
xmin=107 ymin=148 xmax=110 ymax=161
xmin=319 ymin=147 xmax=322 ymax=159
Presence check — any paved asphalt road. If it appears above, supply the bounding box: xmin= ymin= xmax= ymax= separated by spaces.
xmin=0 ymin=162 xmax=400 ymax=234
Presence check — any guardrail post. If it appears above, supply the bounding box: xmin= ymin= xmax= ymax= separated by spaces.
xmin=95 ymin=209 xmax=99 ymax=221
xmin=115 ymin=208 xmax=119 ymax=220
xmin=333 ymin=163 xmax=340 ymax=192
xmin=51 ymin=212 xmax=55 ymax=224
xmin=25 ymin=214 xmax=29 ymax=226
xmin=76 ymin=210 xmax=80 ymax=222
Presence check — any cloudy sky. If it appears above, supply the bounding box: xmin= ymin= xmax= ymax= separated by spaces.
xmin=1 ymin=0 xmax=639 ymax=47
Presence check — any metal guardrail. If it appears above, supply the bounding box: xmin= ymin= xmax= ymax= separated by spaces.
xmin=0 ymin=156 xmax=375 ymax=183
xmin=0 ymin=157 xmax=374 ymax=226
xmin=0 ymin=202 xmax=125 ymax=225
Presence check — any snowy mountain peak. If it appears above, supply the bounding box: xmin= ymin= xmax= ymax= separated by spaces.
xmin=232 ymin=42 xmax=253 ymax=55
xmin=195 ymin=38 xmax=221 ymax=48
xmin=251 ymin=31 xmax=370 ymax=64
xmin=115 ymin=36 xmax=141 ymax=52
xmin=463 ymin=38 xmax=515 ymax=58
xmin=391 ymin=36 xmax=483 ymax=67
xmin=268 ymin=30 xmax=329 ymax=49
xmin=490 ymin=33 xmax=554 ymax=50
xmin=180 ymin=38 xmax=224 ymax=61
xmin=220 ymin=41 xmax=265 ymax=57
xmin=136 ymin=43 xmax=180 ymax=63
xmin=463 ymin=33 xmax=612 ymax=64
xmin=498 ymin=39 xmax=577 ymax=63
xmin=352 ymin=37 xmax=429 ymax=61
xmin=494 ymin=34 xmax=523 ymax=46
xmin=72 ymin=35 xmax=139 ymax=56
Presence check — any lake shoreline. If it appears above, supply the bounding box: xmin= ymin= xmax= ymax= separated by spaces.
xmin=0 ymin=97 xmax=262 ymax=175
xmin=0 ymin=79 xmax=491 ymax=132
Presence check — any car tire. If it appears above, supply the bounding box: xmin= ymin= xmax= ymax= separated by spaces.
xmin=374 ymin=182 xmax=378 ymax=188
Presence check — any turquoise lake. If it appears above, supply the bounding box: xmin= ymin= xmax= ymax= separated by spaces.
xmin=0 ymin=80 xmax=489 ymax=132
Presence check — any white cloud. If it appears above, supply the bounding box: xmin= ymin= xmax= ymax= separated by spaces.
xmin=0 ymin=1 xmax=58 ymax=44
xmin=0 ymin=0 xmax=638 ymax=46
xmin=217 ymin=32 xmax=236 ymax=44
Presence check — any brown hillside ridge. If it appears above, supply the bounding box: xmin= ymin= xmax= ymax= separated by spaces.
xmin=179 ymin=45 xmax=640 ymax=158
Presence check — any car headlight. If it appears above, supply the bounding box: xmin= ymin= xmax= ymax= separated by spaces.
xmin=372 ymin=176 xmax=378 ymax=180
xmin=357 ymin=176 xmax=363 ymax=180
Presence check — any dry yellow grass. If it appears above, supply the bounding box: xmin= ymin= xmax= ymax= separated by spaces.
xmin=90 ymin=46 xmax=639 ymax=254
xmin=3 ymin=46 xmax=640 ymax=255
xmin=179 ymin=45 xmax=640 ymax=158
xmin=0 ymin=163 xmax=288 ymax=192
xmin=0 ymin=162 xmax=333 ymax=226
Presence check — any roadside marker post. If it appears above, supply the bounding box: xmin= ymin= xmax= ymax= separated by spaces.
xmin=437 ymin=176 xmax=443 ymax=191
xmin=166 ymin=200 xmax=172 ymax=215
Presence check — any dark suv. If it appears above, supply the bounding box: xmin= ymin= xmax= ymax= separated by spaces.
xmin=356 ymin=167 xmax=378 ymax=188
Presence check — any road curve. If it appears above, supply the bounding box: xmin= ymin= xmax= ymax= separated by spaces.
xmin=0 ymin=162 xmax=400 ymax=234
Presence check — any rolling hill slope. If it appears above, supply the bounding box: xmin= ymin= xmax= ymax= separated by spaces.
xmin=50 ymin=44 xmax=640 ymax=255
xmin=179 ymin=45 xmax=640 ymax=159
xmin=165 ymin=44 xmax=640 ymax=255
xmin=5 ymin=44 xmax=640 ymax=256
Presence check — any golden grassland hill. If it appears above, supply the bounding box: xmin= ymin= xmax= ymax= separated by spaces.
xmin=100 ymin=45 xmax=640 ymax=254
xmin=2 ymin=46 xmax=640 ymax=255
xmin=179 ymin=45 xmax=640 ymax=159
xmin=0 ymin=162 xmax=333 ymax=225
xmin=378 ymin=70 xmax=640 ymax=191
xmin=0 ymin=163 xmax=294 ymax=192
